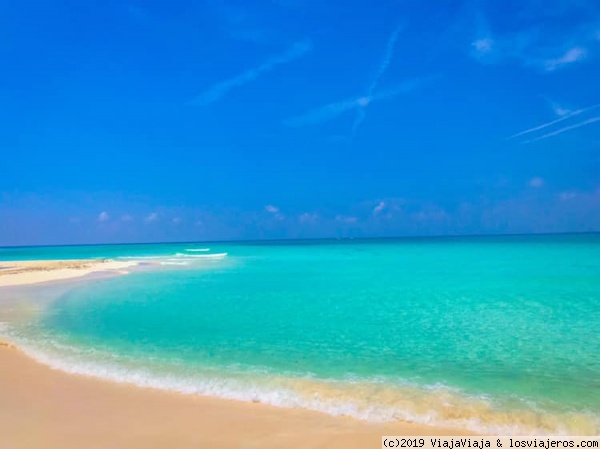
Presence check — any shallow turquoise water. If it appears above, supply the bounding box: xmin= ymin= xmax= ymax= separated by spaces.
xmin=2 ymin=235 xmax=599 ymax=434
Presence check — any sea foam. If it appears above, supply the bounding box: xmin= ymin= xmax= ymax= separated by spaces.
xmin=2 ymin=327 xmax=598 ymax=437
xmin=175 ymin=253 xmax=228 ymax=259
xmin=118 ymin=252 xmax=228 ymax=263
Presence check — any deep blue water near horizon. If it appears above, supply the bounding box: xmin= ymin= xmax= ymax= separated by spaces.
xmin=1 ymin=234 xmax=599 ymax=434
xmin=1 ymin=233 xmax=597 ymax=260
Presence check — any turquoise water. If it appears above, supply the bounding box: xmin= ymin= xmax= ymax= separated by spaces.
xmin=1 ymin=235 xmax=599 ymax=434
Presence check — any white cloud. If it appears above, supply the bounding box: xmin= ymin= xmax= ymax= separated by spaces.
xmin=98 ymin=211 xmax=109 ymax=222
xmin=468 ymin=5 xmax=598 ymax=73
xmin=544 ymin=47 xmax=587 ymax=71
xmin=544 ymin=98 xmax=572 ymax=117
xmin=335 ymin=215 xmax=358 ymax=224
xmin=172 ymin=217 xmax=182 ymax=225
xmin=265 ymin=205 xmax=284 ymax=220
xmin=299 ymin=212 xmax=318 ymax=224
xmin=559 ymin=192 xmax=577 ymax=201
xmin=471 ymin=37 xmax=494 ymax=55
xmin=373 ymin=201 xmax=386 ymax=214
xmin=413 ymin=206 xmax=449 ymax=222
xmin=145 ymin=212 xmax=158 ymax=223
xmin=529 ymin=177 xmax=545 ymax=188
xmin=552 ymin=104 xmax=571 ymax=117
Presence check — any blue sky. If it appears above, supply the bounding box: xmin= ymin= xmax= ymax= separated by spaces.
xmin=1 ymin=0 xmax=599 ymax=245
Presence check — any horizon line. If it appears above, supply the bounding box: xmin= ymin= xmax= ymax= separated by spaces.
xmin=1 ymin=230 xmax=598 ymax=250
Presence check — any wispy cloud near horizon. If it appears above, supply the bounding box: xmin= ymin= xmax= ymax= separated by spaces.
xmin=529 ymin=177 xmax=545 ymax=188
xmin=265 ymin=204 xmax=284 ymax=220
xmin=192 ymin=39 xmax=312 ymax=106
xmin=373 ymin=201 xmax=386 ymax=214
xmin=144 ymin=212 xmax=159 ymax=223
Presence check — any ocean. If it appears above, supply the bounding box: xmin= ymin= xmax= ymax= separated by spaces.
xmin=1 ymin=234 xmax=599 ymax=435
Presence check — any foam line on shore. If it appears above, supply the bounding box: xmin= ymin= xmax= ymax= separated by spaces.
xmin=1 ymin=329 xmax=597 ymax=437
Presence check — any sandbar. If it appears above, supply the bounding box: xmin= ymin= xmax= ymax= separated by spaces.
xmin=0 ymin=259 xmax=139 ymax=287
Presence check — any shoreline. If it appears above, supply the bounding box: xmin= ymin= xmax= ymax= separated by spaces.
xmin=0 ymin=342 xmax=470 ymax=449
xmin=0 ymin=259 xmax=140 ymax=287
xmin=0 ymin=258 xmax=472 ymax=447
xmin=0 ymin=259 xmax=138 ymax=288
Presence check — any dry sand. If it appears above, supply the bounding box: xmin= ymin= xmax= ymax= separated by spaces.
xmin=0 ymin=259 xmax=138 ymax=287
xmin=0 ymin=344 xmax=470 ymax=449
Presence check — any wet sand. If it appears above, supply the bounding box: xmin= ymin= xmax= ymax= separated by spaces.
xmin=0 ymin=344 xmax=470 ymax=449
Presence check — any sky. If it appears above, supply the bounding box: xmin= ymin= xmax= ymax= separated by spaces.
xmin=1 ymin=0 xmax=599 ymax=246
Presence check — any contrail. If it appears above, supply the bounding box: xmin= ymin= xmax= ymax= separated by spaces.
xmin=508 ymin=102 xmax=600 ymax=139
xmin=283 ymin=96 xmax=361 ymax=127
xmin=283 ymin=81 xmax=419 ymax=127
xmin=523 ymin=116 xmax=600 ymax=143
xmin=366 ymin=25 xmax=403 ymax=96
xmin=192 ymin=39 xmax=312 ymax=106
xmin=352 ymin=25 xmax=403 ymax=135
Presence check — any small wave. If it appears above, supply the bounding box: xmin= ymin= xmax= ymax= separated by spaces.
xmin=118 ymin=253 xmax=227 ymax=264
xmin=174 ymin=253 xmax=228 ymax=259
xmin=186 ymin=248 xmax=210 ymax=252
xmin=1 ymin=328 xmax=598 ymax=436
xmin=118 ymin=256 xmax=169 ymax=260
